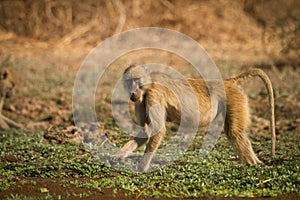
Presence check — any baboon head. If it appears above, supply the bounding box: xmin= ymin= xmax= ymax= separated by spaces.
xmin=0 ymin=67 xmax=18 ymax=98
xmin=123 ymin=64 xmax=151 ymax=103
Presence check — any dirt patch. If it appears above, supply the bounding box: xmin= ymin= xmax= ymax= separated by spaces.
xmin=1 ymin=177 xmax=299 ymax=200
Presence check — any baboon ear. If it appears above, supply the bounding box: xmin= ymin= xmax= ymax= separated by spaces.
xmin=0 ymin=69 xmax=8 ymax=80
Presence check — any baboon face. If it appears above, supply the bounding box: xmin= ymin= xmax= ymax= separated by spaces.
xmin=123 ymin=65 xmax=151 ymax=103
xmin=124 ymin=78 xmax=143 ymax=102
xmin=0 ymin=68 xmax=17 ymax=98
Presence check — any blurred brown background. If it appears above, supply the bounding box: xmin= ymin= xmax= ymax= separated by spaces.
xmin=0 ymin=0 xmax=299 ymax=128
xmin=0 ymin=0 xmax=299 ymax=65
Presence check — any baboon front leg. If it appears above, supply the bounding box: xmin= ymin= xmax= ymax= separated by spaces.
xmin=114 ymin=125 xmax=150 ymax=160
xmin=114 ymin=137 xmax=148 ymax=159
xmin=0 ymin=96 xmax=25 ymax=130
xmin=139 ymin=127 xmax=166 ymax=172
xmin=0 ymin=97 xmax=9 ymax=129
xmin=0 ymin=117 xmax=9 ymax=129
xmin=1 ymin=114 xmax=25 ymax=129
xmin=0 ymin=96 xmax=4 ymax=113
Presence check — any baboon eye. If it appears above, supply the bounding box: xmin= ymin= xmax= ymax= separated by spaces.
xmin=134 ymin=78 xmax=142 ymax=84
xmin=0 ymin=70 xmax=8 ymax=80
xmin=134 ymin=79 xmax=142 ymax=89
xmin=124 ymin=78 xmax=141 ymax=90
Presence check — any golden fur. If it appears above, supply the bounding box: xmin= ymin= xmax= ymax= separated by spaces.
xmin=115 ymin=64 xmax=276 ymax=172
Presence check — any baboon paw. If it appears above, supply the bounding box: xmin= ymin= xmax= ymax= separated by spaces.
xmin=113 ymin=151 xmax=127 ymax=160
xmin=138 ymin=164 xmax=148 ymax=173
xmin=244 ymin=157 xmax=262 ymax=165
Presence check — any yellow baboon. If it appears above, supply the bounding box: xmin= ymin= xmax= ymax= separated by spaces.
xmin=0 ymin=66 xmax=24 ymax=129
xmin=115 ymin=64 xmax=275 ymax=172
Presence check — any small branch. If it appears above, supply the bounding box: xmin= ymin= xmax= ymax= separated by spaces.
xmin=160 ymin=0 xmax=176 ymax=14
xmin=58 ymin=23 xmax=93 ymax=46
xmin=256 ymin=178 xmax=275 ymax=186
xmin=114 ymin=0 xmax=126 ymax=34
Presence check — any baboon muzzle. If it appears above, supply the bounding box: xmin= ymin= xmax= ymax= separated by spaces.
xmin=130 ymin=92 xmax=136 ymax=102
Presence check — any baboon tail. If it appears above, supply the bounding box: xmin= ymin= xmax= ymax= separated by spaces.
xmin=228 ymin=68 xmax=276 ymax=156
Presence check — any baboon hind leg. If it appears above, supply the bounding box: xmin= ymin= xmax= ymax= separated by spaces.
xmin=225 ymin=97 xmax=261 ymax=164
xmin=225 ymin=121 xmax=261 ymax=164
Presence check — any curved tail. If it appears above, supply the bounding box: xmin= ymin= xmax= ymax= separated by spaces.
xmin=229 ymin=68 xmax=276 ymax=156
